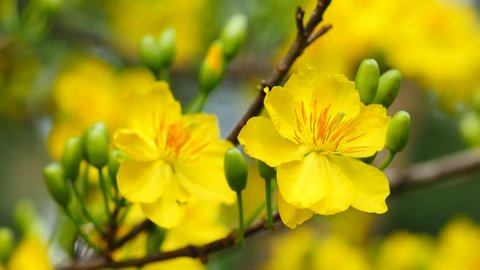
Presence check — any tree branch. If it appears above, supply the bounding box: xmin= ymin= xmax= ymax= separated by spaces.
xmin=388 ymin=148 xmax=480 ymax=194
xmin=58 ymin=147 xmax=480 ymax=269
xmin=226 ymin=0 xmax=333 ymax=144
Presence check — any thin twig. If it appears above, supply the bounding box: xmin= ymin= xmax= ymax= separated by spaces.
xmin=226 ymin=0 xmax=333 ymax=144
xmin=111 ymin=219 xmax=153 ymax=250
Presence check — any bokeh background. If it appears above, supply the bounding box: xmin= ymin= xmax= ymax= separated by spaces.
xmin=1 ymin=0 xmax=480 ymax=269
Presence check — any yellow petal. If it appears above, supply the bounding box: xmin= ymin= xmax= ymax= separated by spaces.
xmin=337 ymin=104 xmax=391 ymax=158
xmin=277 ymin=191 xmax=314 ymax=229
xmin=123 ymin=82 xmax=181 ymax=142
xmin=276 ymin=152 xmax=331 ymax=208
xmin=238 ymin=117 xmax=308 ymax=167
xmin=175 ymin=141 xmax=236 ymax=204
xmin=329 ymin=155 xmax=389 ymax=213
xmin=307 ymin=156 xmax=355 ymax=215
xmin=180 ymin=113 xmax=221 ymax=142
xmin=117 ymin=160 xmax=171 ymax=203
xmin=308 ymin=74 xmax=361 ymax=123
xmin=264 ymin=85 xmax=300 ymax=141
xmin=141 ymin=181 xmax=190 ymax=228
xmin=114 ymin=129 xmax=159 ymax=161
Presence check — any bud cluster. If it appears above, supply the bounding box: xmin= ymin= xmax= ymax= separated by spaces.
xmin=355 ymin=58 xmax=411 ymax=169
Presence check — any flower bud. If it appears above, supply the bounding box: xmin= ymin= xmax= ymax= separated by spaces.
xmin=108 ymin=149 xmax=125 ymax=180
xmin=220 ymin=14 xmax=247 ymax=61
xmin=0 ymin=227 xmax=14 ymax=264
xmin=224 ymin=148 xmax=248 ymax=192
xmin=199 ymin=41 xmax=225 ymax=95
xmin=257 ymin=160 xmax=276 ymax=180
xmin=460 ymin=111 xmax=480 ymax=147
xmin=84 ymin=122 xmax=109 ymax=168
xmin=43 ymin=162 xmax=71 ymax=206
xmin=139 ymin=29 xmax=176 ymax=72
xmin=386 ymin=111 xmax=411 ymax=153
xmin=139 ymin=35 xmax=162 ymax=72
xmin=146 ymin=226 xmax=167 ymax=255
xmin=373 ymin=69 xmax=402 ymax=108
xmin=355 ymin=58 xmax=379 ymax=104
xmin=157 ymin=28 xmax=176 ymax=68
xmin=60 ymin=136 xmax=83 ymax=180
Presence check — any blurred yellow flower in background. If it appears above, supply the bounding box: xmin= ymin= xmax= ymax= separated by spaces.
xmin=7 ymin=235 xmax=52 ymax=270
xmin=300 ymin=0 xmax=480 ymax=106
xmin=376 ymin=231 xmax=434 ymax=270
xmin=263 ymin=227 xmax=369 ymax=270
xmin=103 ymin=0 xmax=205 ymax=65
xmin=114 ymin=82 xmax=235 ymax=228
xmin=238 ymin=65 xmax=390 ymax=228
xmin=431 ymin=218 xmax=480 ymax=270
xmin=48 ymin=56 xmax=155 ymax=158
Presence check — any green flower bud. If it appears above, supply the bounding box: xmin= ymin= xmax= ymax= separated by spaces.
xmin=355 ymin=58 xmax=380 ymax=104
xmin=146 ymin=226 xmax=167 ymax=255
xmin=257 ymin=160 xmax=276 ymax=180
xmin=139 ymin=35 xmax=162 ymax=72
xmin=460 ymin=111 xmax=480 ymax=147
xmin=0 ymin=227 xmax=14 ymax=264
xmin=386 ymin=111 xmax=411 ymax=153
xmin=108 ymin=149 xmax=125 ymax=180
xmin=220 ymin=14 xmax=247 ymax=61
xmin=224 ymin=148 xmax=248 ymax=192
xmin=84 ymin=122 xmax=109 ymax=168
xmin=373 ymin=69 xmax=402 ymax=108
xmin=43 ymin=162 xmax=71 ymax=206
xmin=139 ymin=29 xmax=176 ymax=72
xmin=157 ymin=28 xmax=176 ymax=68
xmin=60 ymin=136 xmax=83 ymax=180
xmin=199 ymin=41 xmax=225 ymax=95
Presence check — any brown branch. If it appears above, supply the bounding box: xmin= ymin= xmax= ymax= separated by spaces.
xmin=226 ymin=0 xmax=333 ymax=144
xmin=111 ymin=219 xmax=153 ymax=250
xmin=58 ymin=214 xmax=281 ymax=270
xmin=388 ymin=148 xmax=480 ymax=194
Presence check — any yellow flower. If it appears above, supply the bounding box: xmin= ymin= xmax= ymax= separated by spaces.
xmin=238 ymin=65 xmax=390 ymax=228
xmin=48 ymin=56 xmax=155 ymax=158
xmin=7 ymin=235 xmax=52 ymax=270
xmin=114 ymin=82 xmax=235 ymax=228
xmin=376 ymin=231 xmax=433 ymax=270
xmin=263 ymin=227 xmax=369 ymax=270
xmin=430 ymin=218 xmax=480 ymax=270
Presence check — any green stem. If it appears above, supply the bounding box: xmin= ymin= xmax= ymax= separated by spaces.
xmin=62 ymin=206 xmax=101 ymax=252
xmin=378 ymin=151 xmax=396 ymax=171
xmin=265 ymin=178 xmax=273 ymax=230
xmin=236 ymin=191 xmax=245 ymax=246
xmin=71 ymin=181 xmax=105 ymax=236
xmin=184 ymin=93 xmax=207 ymax=114
xmin=98 ymin=168 xmax=114 ymax=225
xmin=157 ymin=68 xmax=169 ymax=82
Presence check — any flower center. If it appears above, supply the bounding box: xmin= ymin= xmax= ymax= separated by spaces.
xmin=293 ymin=99 xmax=367 ymax=154
xmin=161 ymin=122 xmax=209 ymax=163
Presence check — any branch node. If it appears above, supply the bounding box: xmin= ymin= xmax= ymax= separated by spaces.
xmin=295 ymin=7 xmax=306 ymax=36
